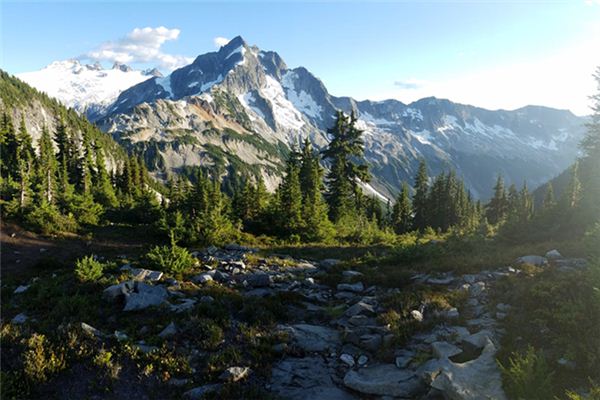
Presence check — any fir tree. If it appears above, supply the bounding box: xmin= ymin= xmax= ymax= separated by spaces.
xmin=322 ymin=111 xmax=369 ymax=222
xmin=542 ymin=182 xmax=556 ymax=211
xmin=391 ymin=182 xmax=412 ymax=234
xmin=412 ymin=159 xmax=429 ymax=231
xmin=93 ymin=143 xmax=118 ymax=207
xmin=486 ymin=175 xmax=508 ymax=225
xmin=35 ymin=126 xmax=58 ymax=204
xmin=562 ymin=161 xmax=582 ymax=210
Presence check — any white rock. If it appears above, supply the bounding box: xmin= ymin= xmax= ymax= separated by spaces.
xmin=13 ymin=285 xmax=30 ymax=294
xmin=219 ymin=366 xmax=251 ymax=382
xmin=344 ymin=364 xmax=421 ymax=397
xmin=411 ymin=310 xmax=424 ymax=322
xmin=545 ymin=249 xmax=562 ymax=259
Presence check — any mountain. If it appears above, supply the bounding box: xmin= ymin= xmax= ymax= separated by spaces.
xmin=16 ymin=59 xmax=158 ymax=122
xmin=31 ymin=37 xmax=590 ymax=198
xmin=0 ymin=70 xmax=126 ymax=170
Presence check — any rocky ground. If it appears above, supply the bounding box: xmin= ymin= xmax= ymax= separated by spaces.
xmin=4 ymin=243 xmax=587 ymax=399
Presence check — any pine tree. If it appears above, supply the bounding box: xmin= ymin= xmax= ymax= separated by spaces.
xmin=35 ymin=126 xmax=58 ymax=204
xmin=93 ymin=143 xmax=117 ymax=207
xmin=518 ymin=182 xmax=533 ymax=222
xmin=391 ymin=182 xmax=412 ymax=234
xmin=0 ymin=112 xmax=18 ymax=180
xmin=562 ymin=161 xmax=582 ymax=210
xmin=412 ymin=159 xmax=429 ymax=231
xmin=16 ymin=117 xmax=35 ymax=209
xmin=506 ymin=184 xmax=519 ymax=218
xmin=486 ymin=175 xmax=508 ymax=225
xmin=542 ymin=182 xmax=556 ymax=211
xmin=579 ymin=67 xmax=600 ymax=222
xmin=322 ymin=111 xmax=369 ymax=222
xmin=276 ymin=148 xmax=305 ymax=236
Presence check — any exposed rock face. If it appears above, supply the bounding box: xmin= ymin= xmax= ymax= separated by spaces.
xmin=277 ymin=324 xmax=340 ymax=352
xmin=343 ymin=364 xmax=423 ymax=397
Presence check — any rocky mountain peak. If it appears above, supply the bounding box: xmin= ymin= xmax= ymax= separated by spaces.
xmin=112 ymin=62 xmax=133 ymax=72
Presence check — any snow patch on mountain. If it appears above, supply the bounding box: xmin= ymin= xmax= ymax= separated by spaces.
xmin=281 ymin=72 xmax=323 ymax=120
xmin=261 ymin=75 xmax=305 ymax=130
xmin=238 ymin=92 xmax=265 ymax=121
xmin=402 ymin=107 xmax=423 ymax=121
xmin=17 ymin=59 xmax=151 ymax=115
xmin=156 ymin=76 xmax=173 ymax=98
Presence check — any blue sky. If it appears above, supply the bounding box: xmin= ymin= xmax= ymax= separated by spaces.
xmin=2 ymin=1 xmax=599 ymax=114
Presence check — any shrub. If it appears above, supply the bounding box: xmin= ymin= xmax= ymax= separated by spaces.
xmin=23 ymin=334 xmax=66 ymax=382
xmin=74 ymin=255 xmax=104 ymax=282
xmin=498 ymin=346 xmax=554 ymax=400
xmin=146 ymin=232 xmax=195 ymax=277
xmin=25 ymin=202 xmax=77 ymax=234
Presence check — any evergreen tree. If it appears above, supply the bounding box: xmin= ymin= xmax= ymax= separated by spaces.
xmin=518 ymin=182 xmax=533 ymax=222
xmin=542 ymin=182 xmax=556 ymax=211
xmin=275 ymin=149 xmax=305 ymax=237
xmin=391 ymin=182 xmax=412 ymax=234
xmin=486 ymin=175 xmax=508 ymax=224
xmin=412 ymin=159 xmax=429 ymax=231
xmin=0 ymin=112 xmax=18 ymax=180
xmin=579 ymin=67 xmax=600 ymax=222
xmin=562 ymin=161 xmax=582 ymax=210
xmin=322 ymin=111 xmax=369 ymax=222
xmin=506 ymin=184 xmax=520 ymax=218
xmin=35 ymin=126 xmax=58 ymax=204
xmin=93 ymin=143 xmax=118 ymax=207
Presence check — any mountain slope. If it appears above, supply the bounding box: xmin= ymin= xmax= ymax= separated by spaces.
xmin=17 ymin=60 xmax=158 ymax=121
xmin=0 ymin=70 xmax=127 ymax=170
xmin=35 ymin=37 xmax=588 ymax=199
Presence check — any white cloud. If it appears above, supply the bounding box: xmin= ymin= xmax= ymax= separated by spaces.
xmin=213 ymin=36 xmax=230 ymax=48
xmin=85 ymin=26 xmax=193 ymax=71
xmin=385 ymin=36 xmax=600 ymax=116
xmin=393 ymin=79 xmax=426 ymax=90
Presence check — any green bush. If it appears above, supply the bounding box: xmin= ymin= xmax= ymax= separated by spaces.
xmin=25 ymin=202 xmax=77 ymax=234
xmin=498 ymin=346 xmax=554 ymax=400
xmin=146 ymin=233 xmax=195 ymax=277
xmin=23 ymin=334 xmax=66 ymax=382
xmin=74 ymin=255 xmax=104 ymax=282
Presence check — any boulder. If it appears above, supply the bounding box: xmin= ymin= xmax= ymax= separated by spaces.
xmin=81 ymin=322 xmax=104 ymax=337
xmin=238 ymin=272 xmax=272 ymax=288
xmin=103 ymin=280 xmax=135 ymax=301
xmin=359 ymin=334 xmax=382 ymax=352
xmin=340 ymin=353 xmax=355 ymax=367
xmin=277 ymin=324 xmax=340 ymax=352
xmin=170 ymin=298 xmax=197 ymax=313
xmin=342 ymin=270 xmax=364 ymax=279
xmin=431 ymin=341 xmax=463 ymax=359
xmin=123 ymin=282 xmax=168 ymax=311
xmin=343 ymin=364 xmax=422 ymax=397
xmin=219 ymin=366 xmax=251 ymax=382
xmin=337 ymin=282 xmax=364 ymax=293
xmin=395 ymin=350 xmax=415 ymax=369
xmin=411 ymin=310 xmax=424 ymax=322
xmin=357 ymin=355 xmax=369 ymax=366
xmin=469 ymin=282 xmax=486 ymax=297
xmin=320 ymin=259 xmax=341 ymax=270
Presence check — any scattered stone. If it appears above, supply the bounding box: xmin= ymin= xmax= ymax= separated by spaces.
xmin=340 ymin=353 xmax=355 ymax=367
xmin=128 ymin=268 xmax=163 ymax=282
xmin=427 ymin=276 xmax=454 ymax=285
xmin=277 ymin=324 xmax=340 ymax=352
xmin=469 ymin=282 xmax=486 ymax=297
xmin=114 ymin=331 xmax=128 ymax=341
xmin=320 ymin=259 xmax=341 ymax=270
xmin=344 ymin=364 xmax=422 ymax=397
xmin=411 ymin=309 xmax=424 ymax=322
xmin=167 ymin=378 xmax=189 ymax=387
xmin=345 ymin=301 xmax=376 ymax=318
xmin=238 ymin=272 xmax=272 ymax=288
xmin=134 ymin=343 xmax=158 ymax=354
xmin=200 ymin=295 xmax=215 ymax=303
xmin=337 ymin=282 xmax=364 ymax=293
xmin=304 ymin=277 xmax=315 ymax=286
xmin=440 ymin=307 xmax=460 ymax=319
xmin=545 ymin=249 xmax=562 ymax=259
xmin=11 ymin=313 xmax=28 ymax=324
xmin=123 ymin=282 xmax=168 ymax=311
xmin=183 ymin=384 xmax=222 ymax=399
xmin=192 ymin=273 xmax=214 ymax=284
xmin=357 ymin=355 xmax=369 ymax=366
xmin=431 ymin=341 xmax=463 ymax=359
xmin=81 ymin=322 xmax=104 ymax=337
xmin=515 ymin=255 xmax=547 ymax=267
xmin=170 ymin=298 xmax=197 ymax=313
xmin=103 ymin=280 xmax=135 ymax=301
xmin=158 ymin=322 xmax=177 ymax=338
xmin=395 ymin=350 xmax=415 ymax=369
xmin=342 ymin=270 xmax=363 ymax=279
xmin=219 ymin=366 xmax=251 ymax=382
xmin=13 ymin=285 xmax=30 ymax=294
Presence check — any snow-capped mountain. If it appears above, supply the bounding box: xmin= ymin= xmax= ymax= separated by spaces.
xmin=17 ymin=59 xmax=159 ymax=121
xmin=36 ymin=37 xmax=589 ymax=198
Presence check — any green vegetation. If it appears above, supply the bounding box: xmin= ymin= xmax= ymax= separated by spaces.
xmin=145 ymin=233 xmax=195 ymax=277
xmin=74 ymin=255 xmax=105 ymax=282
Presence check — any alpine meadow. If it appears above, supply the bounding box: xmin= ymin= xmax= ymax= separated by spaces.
xmin=1 ymin=2 xmax=600 ymax=399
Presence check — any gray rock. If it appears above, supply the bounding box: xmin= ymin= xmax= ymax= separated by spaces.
xmin=238 ymin=272 xmax=272 ymax=287
xmin=357 ymin=355 xmax=369 ymax=366
xmin=228 ymin=260 xmax=246 ymax=270
xmin=545 ymin=249 xmax=562 ymax=259
xmin=431 ymin=341 xmax=463 ymax=359
xmin=123 ymin=282 xmax=168 ymax=311
xmin=337 ymin=282 xmax=364 ymax=293
xmin=342 ymin=270 xmax=363 ymax=279
xmin=192 ymin=272 xmax=213 ymax=284
xmin=129 ymin=268 xmax=163 ymax=282
xmin=170 ymin=298 xmax=197 ymax=313
xmin=496 ymin=303 xmax=511 ymax=312
xmin=114 ymin=330 xmax=129 ymax=341
xmin=278 ymin=324 xmax=340 ymax=352
xmin=13 ymin=285 xmax=29 ymax=294
xmin=11 ymin=313 xmax=28 ymax=324
xmin=430 ymin=339 xmax=507 ymax=400
xmin=340 ymin=353 xmax=355 ymax=367
xmin=158 ymin=322 xmax=177 ymax=338
xmin=411 ymin=309 xmax=424 ymax=322
xmin=427 ymin=276 xmax=454 ymax=285
xmin=345 ymin=301 xmax=376 ymax=318
xmin=103 ymin=280 xmax=135 ymax=301
xmin=359 ymin=334 xmax=382 ymax=352
xmin=515 ymin=255 xmax=547 ymax=267
xmin=469 ymin=282 xmax=486 ymax=297
xmin=270 ymin=356 xmax=356 ymax=400
xmin=183 ymin=384 xmax=222 ymax=399
xmin=320 ymin=259 xmax=341 ymax=270
xmin=343 ymin=364 xmax=422 ymax=397
xmin=219 ymin=366 xmax=251 ymax=382
xmin=440 ymin=308 xmax=460 ymax=319
xmin=134 ymin=343 xmax=158 ymax=354
xmin=81 ymin=322 xmax=104 ymax=337
xmin=395 ymin=350 xmax=415 ymax=369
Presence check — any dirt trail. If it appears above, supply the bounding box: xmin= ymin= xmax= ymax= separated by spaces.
xmin=0 ymin=222 xmax=147 ymax=279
